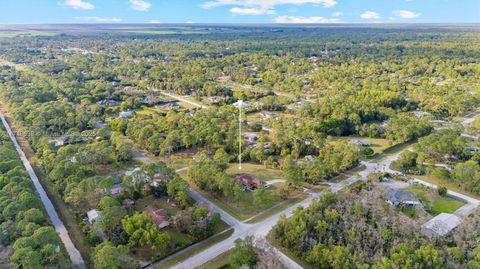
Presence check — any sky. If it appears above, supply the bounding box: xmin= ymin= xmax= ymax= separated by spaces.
xmin=0 ymin=0 xmax=478 ymax=24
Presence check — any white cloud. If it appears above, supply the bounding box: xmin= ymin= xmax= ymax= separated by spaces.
xmin=75 ymin=16 xmax=122 ymax=22
xmin=360 ymin=11 xmax=380 ymax=19
xmin=331 ymin=11 xmax=343 ymax=17
xmin=130 ymin=0 xmax=151 ymax=11
xmin=394 ymin=10 xmax=421 ymax=19
xmin=64 ymin=0 xmax=94 ymax=10
xmin=149 ymin=20 xmax=161 ymax=23
xmin=203 ymin=0 xmax=337 ymax=16
xmin=274 ymin=15 xmax=338 ymax=23
xmin=230 ymin=7 xmax=275 ymax=15
xmin=186 ymin=21 xmax=194 ymax=23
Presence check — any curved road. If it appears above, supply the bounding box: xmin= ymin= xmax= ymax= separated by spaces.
xmin=0 ymin=114 xmax=85 ymax=269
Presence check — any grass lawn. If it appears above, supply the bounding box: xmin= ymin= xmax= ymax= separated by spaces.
xmin=198 ymin=249 xmax=234 ymax=269
xmin=404 ymin=186 xmax=465 ymax=216
xmin=189 ymin=182 xmax=289 ymax=221
xmin=225 ymin=163 xmax=282 ymax=181
xmin=136 ymin=106 xmax=164 ymax=116
xmin=245 ymin=194 xmax=308 ymax=224
xmin=154 ymin=229 xmax=234 ymax=269
xmin=329 ymin=136 xmax=394 ymax=154
xmin=413 ymin=174 xmax=480 ymax=200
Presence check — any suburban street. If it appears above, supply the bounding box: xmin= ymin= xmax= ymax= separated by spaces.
xmin=0 ymin=114 xmax=85 ymax=269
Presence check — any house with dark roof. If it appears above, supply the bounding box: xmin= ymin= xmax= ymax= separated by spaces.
xmin=386 ymin=188 xmax=421 ymax=207
xmin=144 ymin=205 xmax=170 ymax=229
xmin=234 ymin=173 xmax=265 ymax=191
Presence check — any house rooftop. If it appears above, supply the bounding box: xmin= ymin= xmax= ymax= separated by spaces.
xmin=422 ymin=213 xmax=461 ymax=238
xmin=87 ymin=209 xmax=100 ymax=224
xmin=387 ymin=188 xmax=420 ymax=206
xmin=144 ymin=205 xmax=170 ymax=229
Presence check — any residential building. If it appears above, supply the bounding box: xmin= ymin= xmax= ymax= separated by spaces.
xmin=144 ymin=205 xmax=170 ymax=229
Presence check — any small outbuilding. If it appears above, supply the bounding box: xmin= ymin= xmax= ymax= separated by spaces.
xmin=87 ymin=209 xmax=100 ymax=224
xmin=119 ymin=111 xmax=133 ymax=118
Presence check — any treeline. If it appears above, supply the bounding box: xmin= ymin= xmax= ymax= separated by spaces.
xmin=0 ymin=124 xmax=71 ymax=268
xmin=393 ymin=128 xmax=480 ymax=194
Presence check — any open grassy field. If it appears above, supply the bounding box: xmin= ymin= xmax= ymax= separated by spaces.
xmin=404 ymin=186 xmax=465 ymax=216
xmin=329 ymin=136 xmax=394 ymax=154
xmin=189 ymin=182 xmax=287 ymax=220
xmin=124 ymin=30 xmax=209 ymax=35
xmin=245 ymin=194 xmax=308 ymax=224
xmin=225 ymin=163 xmax=282 ymax=181
xmin=0 ymin=31 xmax=57 ymax=38
xmin=414 ymin=174 xmax=480 ymax=200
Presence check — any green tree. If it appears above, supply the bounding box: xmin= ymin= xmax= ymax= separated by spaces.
xmin=122 ymin=212 xmax=171 ymax=250
xmin=93 ymin=242 xmax=137 ymax=269
xmin=229 ymin=236 xmax=258 ymax=269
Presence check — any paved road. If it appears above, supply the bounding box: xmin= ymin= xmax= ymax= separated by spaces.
xmin=265 ymin=179 xmax=286 ymax=186
xmin=461 ymin=133 xmax=479 ymax=141
xmin=132 ymin=151 xmax=243 ymax=228
xmin=0 ymin=114 xmax=85 ymax=269
xmin=186 ymin=187 xmax=241 ymax=228
xmin=156 ymin=91 xmax=208 ymax=109
xmin=170 ymin=176 xmax=359 ymax=269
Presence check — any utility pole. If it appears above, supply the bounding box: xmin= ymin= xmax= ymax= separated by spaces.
xmin=238 ymin=100 xmax=242 ymax=170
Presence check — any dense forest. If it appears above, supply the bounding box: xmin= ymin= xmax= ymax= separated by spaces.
xmin=0 ymin=122 xmax=71 ymax=268
xmin=272 ymin=181 xmax=480 ymax=268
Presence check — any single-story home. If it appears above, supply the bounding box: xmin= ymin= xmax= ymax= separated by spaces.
xmin=234 ymin=173 xmax=265 ymax=191
xmin=243 ymin=133 xmax=259 ymax=144
xmin=386 ymin=188 xmax=421 ymax=207
xmin=110 ymin=183 xmax=124 ymax=196
xmin=144 ymin=205 xmax=170 ymax=229
xmin=422 ymin=213 xmax=461 ymax=238
xmin=233 ymin=100 xmax=250 ymax=108
xmin=122 ymin=199 xmax=135 ymax=207
xmin=119 ymin=111 xmax=133 ymax=118
xmin=352 ymin=139 xmax=371 ymax=147
xmin=87 ymin=209 xmax=100 ymax=224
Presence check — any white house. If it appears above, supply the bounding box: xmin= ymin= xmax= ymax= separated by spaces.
xmin=233 ymin=100 xmax=250 ymax=108
xmin=352 ymin=139 xmax=371 ymax=147
xmin=243 ymin=133 xmax=259 ymax=143
xmin=87 ymin=209 xmax=100 ymax=224
xmin=119 ymin=111 xmax=133 ymax=118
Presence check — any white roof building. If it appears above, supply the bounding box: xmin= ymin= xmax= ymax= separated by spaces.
xmin=119 ymin=111 xmax=133 ymax=118
xmin=422 ymin=213 xmax=461 ymax=238
xmin=87 ymin=209 xmax=100 ymax=224
xmin=233 ymin=100 xmax=250 ymax=108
